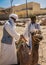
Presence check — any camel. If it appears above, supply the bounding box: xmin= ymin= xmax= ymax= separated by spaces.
xmin=16 ymin=35 xmax=32 ymax=65
xmin=16 ymin=31 xmax=43 ymax=65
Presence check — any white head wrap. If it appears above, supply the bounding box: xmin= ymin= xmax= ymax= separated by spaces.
xmin=9 ymin=14 xmax=18 ymax=20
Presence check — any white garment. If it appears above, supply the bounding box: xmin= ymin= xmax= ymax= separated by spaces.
xmin=0 ymin=18 xmax=20 ymax=65
xmin=23 ymin=21 xmax=31 ymax=45
xmin=9 ymin=14 xmax=18 ymax=20
xmin=23 ymin=21 xmax=40 ymax=49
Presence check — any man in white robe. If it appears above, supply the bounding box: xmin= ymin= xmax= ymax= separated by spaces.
xmin=23 ymin=15 xmax=41 ymax=65
xmin=0 ymin=14 xmax=20 ymax=65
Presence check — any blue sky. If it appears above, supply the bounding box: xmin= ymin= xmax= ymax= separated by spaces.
xmin=0 ymin=0 xmax=46 ymax=8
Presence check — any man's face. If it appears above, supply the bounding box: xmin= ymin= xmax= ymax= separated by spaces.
xmin=11 ymin=17 xmax=16 ymax=23
xmin=31 ymin=18 xmax=36 ymax=23
xmin=14 ymin=19 xmax=16 ymax=23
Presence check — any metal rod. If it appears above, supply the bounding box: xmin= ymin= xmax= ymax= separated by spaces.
xmin=26 ymin=0 xmax=28 ymax=18
xmin=10 ymin=0 xmax=13 ymax=13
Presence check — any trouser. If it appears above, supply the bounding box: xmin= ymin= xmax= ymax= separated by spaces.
xmin=31 ymin=43 xmax=39 ymax=65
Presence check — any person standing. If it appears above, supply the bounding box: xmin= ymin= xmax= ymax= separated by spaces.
xmin=29 ymin=15 xmax=41 ymax=65
xmin=23 ymin=15 xmax=42 ymax=65
xmin=0 ymin=14 xmax=20 ymax=65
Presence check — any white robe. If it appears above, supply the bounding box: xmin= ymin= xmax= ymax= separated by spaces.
xmin=0 ymin=18 xmax=20 ymax=65
xmin=23 ymin=21 xmax=40 ymax=49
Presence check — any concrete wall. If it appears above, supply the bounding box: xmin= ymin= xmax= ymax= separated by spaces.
xmin=12 ymin=2 xmax=40 ymax=12
xmin=33 ymin=2 xmax=40 ymax=11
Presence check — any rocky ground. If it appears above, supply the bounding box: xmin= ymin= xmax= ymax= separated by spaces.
xmin=0 ymin=25 xmax=46 ymax=65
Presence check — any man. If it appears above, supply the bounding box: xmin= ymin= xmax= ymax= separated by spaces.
xmin=1 ymin=14 xmax=21 ymax=65
xmin=29 ymin=15 xmax=42 ymax=65
xmin=23 ymin=15 xmax=42 ymax=65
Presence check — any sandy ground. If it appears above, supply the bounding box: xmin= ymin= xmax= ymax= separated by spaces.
xmin=39 ymin=26 xmax=46 ymax=65
xmin=0 ymin=25 xmax=46 ymax=65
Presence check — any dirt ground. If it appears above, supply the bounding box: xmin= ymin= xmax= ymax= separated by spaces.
xmin=0 ymin=25 xmax=46 ymax=65
xmin=39 ymin=26 xmax=46 ymax=65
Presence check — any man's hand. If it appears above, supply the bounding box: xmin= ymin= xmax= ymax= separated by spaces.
xmin=20 ymin=35 xmax=27 ymax=43
xmin=15 ymin=35 xmax=27 ymax=49
xmin=16 ymin=35 xmax=27 ymax=44
xmin=31 ymin=29 xmax=39 ymax=35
